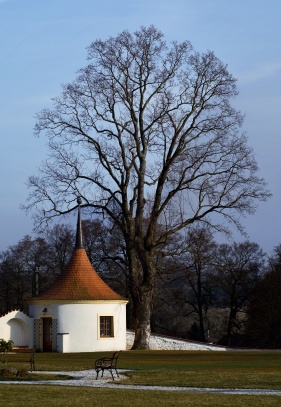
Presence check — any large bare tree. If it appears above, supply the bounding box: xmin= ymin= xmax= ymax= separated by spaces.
xmin=24 ymin=26 xmax=269 ymax=348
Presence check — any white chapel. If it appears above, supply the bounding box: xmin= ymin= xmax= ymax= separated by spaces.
xmin=0 ymin=199 xmax=128 ymax=352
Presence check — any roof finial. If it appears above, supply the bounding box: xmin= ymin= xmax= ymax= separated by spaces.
xmin=75 ymin=197 xmax=83 ymax=249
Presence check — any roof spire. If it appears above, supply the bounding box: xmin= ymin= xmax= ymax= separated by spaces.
xmin=75 ymin=197 xmax=83 ymax=249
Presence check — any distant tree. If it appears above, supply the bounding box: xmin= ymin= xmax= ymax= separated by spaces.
xmin=0 ymin=252 xmax=16 ymax=313
xmin=247 ymin=267 xmax=281 ymax=348
xmin=24 ymin=26 xmax=270 ymax=348
xmin=151 ymin=227 xmax=216 ymax=341
xmin=178 ymin=227 xmax=216 ymax=341
xmin=247 ymin=246 xmax=281 ymax=348
xmin=0 ymin=227 xmax=75 ymax=313
xmin=211 ymin=241 xmax=265 ymax=345
xmin=0 ymin=236 xmax=50 ymax=313
xmin=146 ymin=232 xmax=185 ymax=337
xmin=42 ymin=223 xmax=74 ymax=275
xmin=268 ymin=243 xmax=281 ymax=268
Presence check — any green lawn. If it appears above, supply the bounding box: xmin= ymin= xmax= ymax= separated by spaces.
xmin=1 ymin=386 xmax=281 ymax=407
xmin=1 ymin=350 xmax=281 ymax=406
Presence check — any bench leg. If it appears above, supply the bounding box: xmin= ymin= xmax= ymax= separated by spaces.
xmin=30 ymin=355 xmax=35 ymax=372
xmin=109 ymin=369 xmax=115 ymax=380
xmin=96 ymin=368 xmax=106 ymax=379
xmin=96 ymin=367 xmax=118 ymax=380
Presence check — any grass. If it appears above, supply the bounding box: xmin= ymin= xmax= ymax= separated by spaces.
xmin=0 ymin=372 xmax=73 ymax=381
xmin=0 ymin=386 xmax=281 ymax=407
xmin=1 ymin=350 xmax=281 ymax=406
xmin=117 ymin=350 xmax=281 ymax=389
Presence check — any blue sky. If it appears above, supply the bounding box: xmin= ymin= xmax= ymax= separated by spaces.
xmin=0 ymin=0 xmax=280 ymax=254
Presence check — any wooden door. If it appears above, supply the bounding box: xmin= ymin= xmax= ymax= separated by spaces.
xmin=42 ymin=318 xmax=53 ymax=352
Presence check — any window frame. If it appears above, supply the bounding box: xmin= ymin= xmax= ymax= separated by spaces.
xmin=98 ymin=315 xmax=114 ymax=339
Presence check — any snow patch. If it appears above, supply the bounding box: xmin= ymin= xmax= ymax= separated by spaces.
xmin=126 ymin=331 xmax=226 ymax=351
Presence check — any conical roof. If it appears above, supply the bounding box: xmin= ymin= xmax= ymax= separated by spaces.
xmin=30 ymin=198 xmax=127 ymax=303
xmin=32 ymin=248 xmax=126 ymax=301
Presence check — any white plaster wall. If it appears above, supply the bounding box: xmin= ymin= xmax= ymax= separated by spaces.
xmin=56 ymin=302 xmax=127 ymax=352
xmin=0 ymin=310 xmax=34 ymax=348
xmin=7 ymin=319 xmax=24 ymax=346
xmin=30 ymin=302 xmax=127 ymax=353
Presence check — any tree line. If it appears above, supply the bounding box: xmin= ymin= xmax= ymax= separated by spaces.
xmin=1 ymin=220 xmax=280 ymax=349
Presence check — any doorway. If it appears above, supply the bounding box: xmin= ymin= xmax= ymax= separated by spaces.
xmin=42 ymin=317 xmax=53 ymax=352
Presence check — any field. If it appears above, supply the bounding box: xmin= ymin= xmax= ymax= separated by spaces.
xmin=1 ymin=350 xmax=281 ymax=406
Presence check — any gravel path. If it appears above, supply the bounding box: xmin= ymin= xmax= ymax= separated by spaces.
xmin=1 ymin=369 xmax=281 ymax=396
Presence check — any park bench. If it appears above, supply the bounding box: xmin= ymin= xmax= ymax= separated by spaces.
xmin=9 ymin=348 xmax=36 ymax=371
xmin=94 ymin=351 xmax=120 ymax=380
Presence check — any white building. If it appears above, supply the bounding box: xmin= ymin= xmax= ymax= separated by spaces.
xmin=0 ymin=200 xmax=128 ymax=352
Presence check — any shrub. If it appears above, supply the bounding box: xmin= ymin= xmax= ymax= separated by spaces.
xmin=0 ymin=367 xmax=18 ymax=377
xmin=0 ymin=339 xmax=14 ymax=353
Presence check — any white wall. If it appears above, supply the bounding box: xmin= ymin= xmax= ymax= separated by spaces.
xmin=29 ymin=301 xmax=127 ymax=353
xmin=58 ymin=302 xmax=127 ymax=352
xmin=0 ymin=310 xmax=34 ymax=348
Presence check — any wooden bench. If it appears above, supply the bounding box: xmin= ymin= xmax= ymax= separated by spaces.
xmin=9 ymin=348 xmax=36 ymax=372
xmin=94 ymin=351 xmax=120 ymax=380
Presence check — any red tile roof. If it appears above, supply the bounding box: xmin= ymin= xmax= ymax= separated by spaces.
xmin=31 ymin=248 xmax=127 ymax=302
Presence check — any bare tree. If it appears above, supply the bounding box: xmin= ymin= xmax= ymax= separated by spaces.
xmin=150 ymin=228 xmax=215 ymax=340
xmin=0 ymin=236 xmax=50 ymax=313
xmin=247 ymin=263 xmax=281 ymax=348
xmin=24 ymin=26 xmax=270 ymax=348
xmin=43 ymin=223 xmax=74 ymax=274
xmin=211 ymin=241 xmax=265 ymax=345
xmin=179 ymin=227 xmax=216 ymax=341
xmin=0 ymin=252 xmax=17 ymax=313
xmin=246 ymin=245 xmax=281 ymax=348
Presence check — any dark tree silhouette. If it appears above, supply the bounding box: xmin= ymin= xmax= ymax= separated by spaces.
xmin=247 ymin=246 xmax=281 ymax=348
xmin=212 ymin=241 xmax=265 ymax=345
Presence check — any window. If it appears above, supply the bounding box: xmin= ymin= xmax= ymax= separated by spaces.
xmin=99 ymin=316 xmax=114 ymax=338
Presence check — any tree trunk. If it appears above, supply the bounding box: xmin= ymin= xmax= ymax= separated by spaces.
xmin=128 ymin=246 xmax=156 ymax=349
xmin=226 ymin=307 xmax=236 ymax=346
xmin=198 ymin=305 xmax=206 ymax=342
xmin=132 ymin=289 xmax=153 ymax=349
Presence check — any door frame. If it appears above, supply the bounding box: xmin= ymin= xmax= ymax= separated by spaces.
xmin=42 ymin=317 xmax=53 ymax=352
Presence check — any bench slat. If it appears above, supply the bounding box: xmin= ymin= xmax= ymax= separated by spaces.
xmin=7 ymin=349 xmax=36 ymax=371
